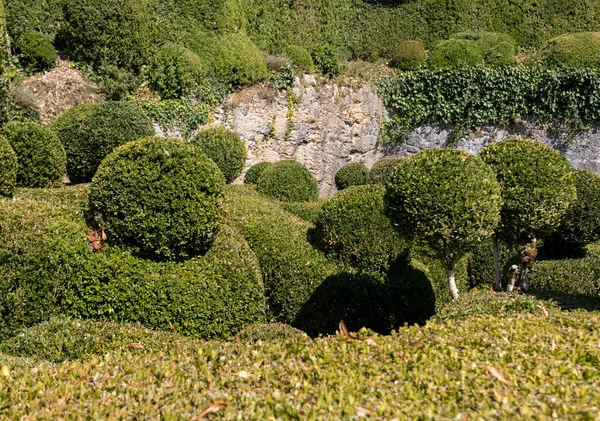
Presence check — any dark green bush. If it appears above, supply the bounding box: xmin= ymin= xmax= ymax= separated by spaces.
xmin=429 ymin=38 xmax=483 ymax=69
xmin=539 ymin=32 xmax=600 ymax=69
xmin=529 ymin=256 xmax=600 ymax=297
xmin=223 ymin=185 xmax=338 ymax=324
xmin=379 ymin=67 xmax=600 ymax=141
xmin=0 ymin=121 xmax=66 ymax=188
xmin=60 ymin=0 xmax=155 ymax=73
xmin=389 ymin=40 xmax=427 ymax=70
xmin=147 ymin=44 xmax=205 ymax=100
xmin=334 ymin=162 xmax=369 ymax=191
xmin=191 ymin=126 xmax=247 ymax=183
xmin=368 ymin=158 xmax=403 ymax=185
xmin=16 ymin=31 xmax=58 ymax=73
xmin=96 ymin=64 xmax=141 ymax=101
xmin=0 ymin=318 xmax=199 ymax=362
xmin=236 ymin=323 xmax=307 ymax=341
xmin=285 ymin=45 xmax=315 ymax=73
xmin=186 ymin=32 xmax=268 ymax=86
xmin=4 ymin=0 xmax=64 ymax=42
xmin=467 ymin=239 xmax=518 ymax=288
xmin=313 ymin=185 xmax=407 ymax=274
xmin=256 ymin=160 xmax=318 ymax=202
xmin=0 ymin=186 xmax=265 ymax=340
xmin=542 ymin=169 xmax=600 ymax=257
xmin=310 ymin=44 xmax=341 ymax=76
xmin=51 ymin=102 xmax=154 ymax=183
xmin=88 ymin=137 xmax=226 ymax=260
xmin=0 ymin=134 xmax=17 ymax=197
xmin=244 ymin=162 xmax=272 ymax=184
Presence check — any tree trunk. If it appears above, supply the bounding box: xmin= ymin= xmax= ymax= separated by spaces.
xmin=492 ymin=235 xmax=502 ymax=291
xmin=507 ymin=264 xmax=519 ymax=292
xmin=446 ymin=264 xmax=459 ymax=299
xmin=519 ymin=267 xmax=529 ymax=292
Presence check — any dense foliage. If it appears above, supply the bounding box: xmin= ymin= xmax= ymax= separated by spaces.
xmin=0 ymin=186 xmax=265 ymax=340
xmin=236 ymin=323 xmax=307 ymax=341
xmin=368 ymin=158 xmax=403 ymax=185
xmin=529 ymin=255 xmax=600 ymax=297
xmin=88 ymin=137 xmax=226 ymax=260
xmin=51 ymin=102 xmax=155 ymax=183
xmin=0 ymin=134 xmax=16 ymax=197
xmin=147 ymin=44 xmax=205 ymax=100
xmin=191 ymin=126 xmax=247 ymax=183
xmin=256 ymin=160 xmax=318 ymax=202
xmin=385 ymin=149 xmax=502 ymax=298
xmin=539 ymin=32 xmax=600 ymax=68
xmin=389 ymin=40 xmax=427 ymax=70
xmin=15 ymin=31 xmax=57 ymax=73
xmin=0 ymin=121 xmax=66 ymax=188
xmin=244 ymin=162 xmax=272 ymax=184
xmin=334 ymin=162 xmax=368 ymax=190
xmin=429 ymin=38 xmax=483 ymax=69
xmin=2 ymin=313 xmax=599 ymax=418
xmin=313 ymin=185 xmax=407 ymax=274
xmin=285 ymin=45 xmax=315 ymax=73
xmin=379 ymin=67 xmax=600 ymax=141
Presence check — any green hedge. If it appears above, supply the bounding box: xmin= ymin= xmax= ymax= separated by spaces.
xmin=191 ymin=126 xmax=247 ymax=183
xmin=389 ymin=40 xmax=427 ymax=70
xmin=0 ymin=121 xmax=66 ymax=188
xmin=4 ymin=0 xmax=64 ymax=42
xmin=51 ymin=102 xmax=155 ymax=183
xmin=16 ymin=31 xmax=57 ymax=73
xmin=528 ymin=256 xmax=600 ymax=297
xmin=334 ymin=162 xmax=369 ymax=191
xmin=429 ymin=38 xmax=483 ymax=69
xmin=379 ymin=67 xmax=600 ymax=141
xmin=256 ymin=160 xmax=318 ymax=202
xmin=539 ymin=32 xmax=600 ymax=69
xmin=313 ymin=185 xmax=407 ymax=274
xmin=368 ymin=158 xmax=403 ymax=185
xmin=88 ymin=137 xmax=225 ymax=260
xmin=0 ymin=134 xmax=16 ymax=197
xmin=244 ymin=162 xmax=272 ymax=184
xmin=236 ymin=323 xmax=307 ymax=341
xmin=0 ymin=186 xmax=265 ymax=340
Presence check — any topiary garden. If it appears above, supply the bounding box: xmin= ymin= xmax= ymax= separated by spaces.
xmin=191 ymin=126 xmax=247 ymax=183
xmin=256 ymin=160 xmax=319 ymax=202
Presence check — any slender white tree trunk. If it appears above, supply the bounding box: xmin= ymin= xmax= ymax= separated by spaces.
xmin=492 ymin=235 xmax=502 ymax=291
xmin=507 ymin=264 xmax=519 ymax=292
xmin=447 ymin=264 xmax=459 ymax=299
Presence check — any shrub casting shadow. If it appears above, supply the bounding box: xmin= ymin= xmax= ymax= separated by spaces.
xmin=292 ymin=257 xmax=436 ymax=337
xmin=529 ymin=290 xmax=600 ymax=312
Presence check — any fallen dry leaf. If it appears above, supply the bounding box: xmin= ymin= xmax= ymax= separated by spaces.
xmin=86 ymin=229 xmax=106 ymax=252
xmin=1 ymin=365 xmax=9 ymax=378
xmin=539 ymin=301 xmax=549 ymax=317
xmin=339 ymin=320 xmax=349 ymax=336
xmin=410 ymin=341 xmax=425 ymax=348
xmin=364 ymin=338 xmax=377 ymax=347
xmin=357 ymin=406 xmax=374 ymax=417
xmin=197 ymin=402 xmax=229 ymax=419
xmin=551 ymin=336 xmax=557 ymax=350
xmin=238 ymin=370 xmax=250 ymax=379
xmin=486 ymin=366 xmax=511 ymax=386
xmin=129 ymin=343 xmax=145 ymax=351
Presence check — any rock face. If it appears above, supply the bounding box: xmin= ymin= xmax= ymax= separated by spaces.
xmin=212 ymin=76 xmax=600 ymax=196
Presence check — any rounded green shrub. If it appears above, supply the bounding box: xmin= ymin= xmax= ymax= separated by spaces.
xmin=313 ymin=185 xmax=407 ymax=274
xmin=191 ymin=126 xmax=247 ymax=183
xmin=544 ymin=169 xmax=600 ymax=256
xmin=0 ymin=135 xmax=17 ymax=197
xmin=186 ymin=32 xmax=268 ymax=86
xmin=88 ymin=137 xmax=226 ymax=260
xmin=16 ymin=31 xmax=58 ymax=73
xmin=256 ymin=160 xmax=318 ymax=202
xmin=310 ymin=44 xmax=341 ymax=76
xmin=539 ymin=33 xmax=600 ymax=69
xmin=334 ymin=162 xmax=369 ymax=191
xmin=0 ymin=121 xmax=66 ymax=188
xmin=147 ymin=44 xmax=205 ymax=100
xmin=236 ymin=323 xmax=307 ymax=341
xmin=429 ymin=38 xmax=483 ymax=68
xmin=450 ymin=32 xmax=517 ymax=66
xmin=51 ymin=102 xmax=155 ymax=183
xmin=368 ymin=158 xmax=403 ymax=185
xmin=285 ymin=45 xmax=315 ymax=73
xmin=389 ymin=40 xmax=427 ymax=70
xmin=0 ymin=186 xmax=265 ymax=340
xmin=244 ymin=162 xmax=272 ymax=184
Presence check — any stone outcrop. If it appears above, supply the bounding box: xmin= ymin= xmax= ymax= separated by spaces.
xmin=209 ymin=76 xmax=600 ymax=196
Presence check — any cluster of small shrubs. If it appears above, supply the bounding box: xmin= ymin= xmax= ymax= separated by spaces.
xmin=334 ymin=162 xmax=369 ymax=190
xmin=429 ymin=32 xmax=517 ymax=68
xmin=539 ymin=32 xmax=600 ymax=69
xmin=51 ymin=102 xmax=155 ymax=183
xmin=191 ymin=126 xmax=247 ymax=183
xmin=256 ymin=160 xmax=319 ymax=202
xmin=0 ymin=121 xmax=66 ymax=188
xmin=15 ymin=31 xmax=58 ymax=73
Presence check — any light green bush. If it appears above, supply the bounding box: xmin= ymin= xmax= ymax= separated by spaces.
xmin=191 ymin=126 xmax=247 ymax=183
xmin=0 ymin=134 xmax=17 ymax=197
xmin=539 ymin=32 xmax=600 ymax=68
xmin=389 ymin=40 xmax=427 ymax=70
xmin=256 ymin=160 xmax=318 ymax=202
xmin=147 ymin=44 xmax=205 ymax=99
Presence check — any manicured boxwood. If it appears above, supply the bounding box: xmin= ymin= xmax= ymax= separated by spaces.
xmin=285 ymin=45 xmax=315 ymax=73
xmin=256 ymin=160 xmax=318 ymax=202
xmin=16 ymin=31 xmax=58 ymax=73
xmin=279 ymin=199 xmax=327 ymax=224
xmin=244 ymin=162 xmax=272 ymax=184
xmin=429 ymin=38 xmax=483 ymax=69
xmin=147 ymin=44 xmax=205 ymax=100
xmin=0 ymin=135 xmax=17 ymax=197
xmin=191 ymin=126 xmax=247 ymax=183
xmin=451 ymin=32 xmax=517 ymax=66
xmin=88 ymin=137 xmax=226 ymax=260
xmin=0 ymin=186 xmax=265 ymax=340
xmin=313 ymin=185 xmax=407 ymax=274
xmin=528 ymin=256 xmax=600 ymax=297
xmin=389 ymin=40 xmax=427 ymax=70
xmin=236 ymin=323 xmax=307 ymax=341
xmin=539 ymin=32 xmax=600 ymax=69
xmin=368 ymin=158 xmax=403 ymax=185
xmin=334 ymin=162 xmax=369 ymax=191
xmin=51 ymin=102 xmax=155 ymax=183
xmin=0 ymin=121 xmax=66 ymax=188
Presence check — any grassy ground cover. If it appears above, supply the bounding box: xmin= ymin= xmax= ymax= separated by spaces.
xmin=1 ymin=312 xmax=598 ymax=419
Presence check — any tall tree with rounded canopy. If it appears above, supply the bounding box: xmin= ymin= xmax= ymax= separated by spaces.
xmin=385 ymin=149 xmax=502 ymax=299
xmin=480 ymin=138 xmax=576 ymax=291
